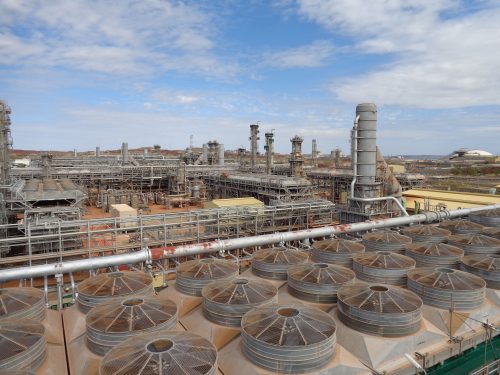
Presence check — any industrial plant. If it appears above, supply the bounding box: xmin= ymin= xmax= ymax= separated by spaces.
xmin=0 ymin=100 xmax=500 ymax=375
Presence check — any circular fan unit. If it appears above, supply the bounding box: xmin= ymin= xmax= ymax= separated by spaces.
xmin=461 ymin=254 xmax=500 ymax=289
xmin=100 ymin=331 xmax=218 ymax=375
xmin=407 ymin=267 xmax=486 ymax=310
xmin=0 ymin=288 xmax=46 ymax=322
xmin=86 ymin=296 xmax=178 ymax=356
xmin=251 ymin=247 xmax=309 ymax=280
xmin=202 ymin=277 xmax=278 ymax=327
xmin=241 ymin=304 xmax=336 ymax=374
xmin=448 ymin=233 xmax=500 ymax=255
xmin=175 ymin=259 xmax=239 ymax=297
xmin=311 ymin=239 xmax=365 ymax=267
xmin=337 ymin=284 xmax=422 ymax=337
xmin=438 ymin=220 xmax=484 ymax=234
xmin=401 ymin=225 xmax=451 ymax=243
xmin=362 ymin=231 xmax=412 ymax=254
xmin=0 ymin=320 xmax=46 ymax=371
xmin=481 ymin=227 xmax=500 ymax=240
xmin=77 ymin=271 xmax=154 ymax=313
xmin=287 ymin=263 xmax=355 ymax=303
xmin=470 ymin=208 xmax=500 ymax=227
xmin=352 ymin=251 xmax=415 ymax=286
xmin=405 ymin=242 xmax=464 ymax=268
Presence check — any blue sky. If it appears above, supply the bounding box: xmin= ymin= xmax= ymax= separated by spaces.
xmin=1 ymin=0 xmax=500 ymax=155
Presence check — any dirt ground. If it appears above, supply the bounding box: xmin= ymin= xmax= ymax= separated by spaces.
xmin=81 ymin=203 xmax=203 ymax=220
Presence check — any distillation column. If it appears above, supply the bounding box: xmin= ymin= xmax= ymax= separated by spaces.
xmin=264 ymin=132 xmax=274 ymax=174
xmin=289 ymin=135 xmax=304 ymax=177
xmin=0 ymin=101 xmax=12 ymax=184
xmin=121 ymin=142 xmax=129 ymax=164
xmin=249 ymin=124 xmax=259 ymax=169
xmin=218 ymin=144 xmax=225 ymax=166
xmin=311 ymin=139 xmax=318 ymax=168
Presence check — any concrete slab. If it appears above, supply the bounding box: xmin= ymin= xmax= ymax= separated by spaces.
xmin=157 ymin=282 xmax=202 ymax=317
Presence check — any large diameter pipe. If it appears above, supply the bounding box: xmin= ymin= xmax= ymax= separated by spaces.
xmin=218 ymin=144 xmax=225 ymax=166
xmin=355 ymin=103 xmax=378 ymax=199
xmin=0 ymin=249 xmax=150 ymax=283
xmin=2 ymin=205 xmax=498 ymax=283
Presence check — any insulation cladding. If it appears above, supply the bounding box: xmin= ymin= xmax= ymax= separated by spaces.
xmin=311 ymin=238 xmax=365 ymax=268
xmin=99 ymin=331 xmax=218 ymax=375
xmin=337 ymin=284 xmax=423 ymax=337
xmin=405 ymin=242 xmax=464 ymax=268
xmin=448 ymin=233 xmax=500 ymax=255
xmin=287 ymin=263 xmax=355 ymax=303
xmin=362 ymin=231 xmax=412 ymax=254
xmin=352 ymin=251 xmax=416 ymax=286
xmin=401 ymin=224 xmax=451 ymax=243
xmin=438 ymin=219 xmax=484 ymax=234
xmin=0 ymin=287 xmax=46 ymax=322
xmin=461 ymin=254 xmax=500 ymax=289
xmin=175 ymin=258 xmax=239 ymax=296
xmin=251 ymin=246 xmax=309 ymax=280
xmin=76 ymin=271 xmax=154 ymax=313
xmin=201 ymin=277 xmax=278 ymax=327
xmin=0 ymin=320 xmax=46 ymax=372
xmin=407 ymin=267 xmax=486 ymax=310
xmin=241 ymin=304 xmax=336 ymax=374
xmin=85 ymin=296 xmax=178 ymax=356
xmin=469 ymin=207 xmax=500 ymax=227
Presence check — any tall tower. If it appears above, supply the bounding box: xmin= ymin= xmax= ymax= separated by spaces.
xmin=311 ymin=139 xmax=318 ymax=168
xmin=264 ymin=132 xmax=274 ymax=174
xmin=249 ymin=124 xmax=259 ymax=168
xmin=289 ymin=135 xmax=304 ymax=177
xmin=0 ymin=101 xmax=12 ymax=184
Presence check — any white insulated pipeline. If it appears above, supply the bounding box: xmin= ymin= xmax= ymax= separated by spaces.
xmin=1 ymin=205 xmax=499 ymax=283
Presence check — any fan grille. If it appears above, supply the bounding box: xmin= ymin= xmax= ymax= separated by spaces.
xmin=438 ymin=220 xmax=483 ymax=234
xmin=86 ymin=296 xmax=178 ymax=355
xmin=461 ymin=254 xmax=500 ymax=289
xmin=77 ymin=271 xmax=154 ymax=313
xmin=402 ymin=225 xmax=451 ymax=243
xmin=0 ymin=288 xmax=46 ymax=322
xmin=405 ymin=242 xmax=464 ymax=268
xmin=100 ymin=331 xmax=218 ymax=375
xmin=311 ymin=239 xmax=365 ymax=267
xmin=241 ymin=304 xmax=336 ymax=373
xmin=352 ymin=251 xmax=415 ymax=286
xmin=251 ymin=247 xmax=309 ymax=280
xmin=448 ymin=233 xmax=500 ymax=255
xmin=362 ymin=231 xmax=412 ymax=253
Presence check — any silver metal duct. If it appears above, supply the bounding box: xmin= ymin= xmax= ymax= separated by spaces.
xmin=201 ymin=277 xmax=278 ymax=327
xmin=337 ymin=284 xmax=423 ymax=337
xmin=405 ymin=242 xmax=464 ymax=268
xmin=86 ymin=296 xmax=178 ymax=356
xmin=264 ymin=132 xmax=274 ymax=174
xmin=362 ymin=230 xmax=412 ymax=253
xmin=249 ymin=124 xmax=259 ymax=168
xmin=407 ymin=267 xmax=486 ymax=310
xmin=175 ymin=259 xmax=239 ymax=296
xmin=251 ymin=246 xmax=309 ymax=280
xmin=1 ymin=205 xmax=499 ymax=283
xmin=352 ymin=251 xmax=416 ymax=286
xmin=311 ymin=238 xmax=365 ymax=268
xmin=402 ymin=224 xmax=451 ymax=243
xmin=99 ymin=331 xmax=218 ymax=375
xmin=461 ymin=254 xmax=500 ymax=289
xmin=241 ymin=304 xmax=336 ymax=373
xmin=0 ymin=287 xmax=46 ymax=322
xmin=0 ymin=320 xmax=47 ymax=371
xmin=76 ymin=271 xmax=154 ymax=313
xmin=287 ymin=263 xmax=355 ymax=303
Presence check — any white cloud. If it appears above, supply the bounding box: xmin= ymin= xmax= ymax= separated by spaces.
xmin=265 ymin=41 xmax=334 ymax=68
xmin=297 ymin=0 xmax=500 ymax=108
xmin=0 ymin=0 xmax=234 ymax=78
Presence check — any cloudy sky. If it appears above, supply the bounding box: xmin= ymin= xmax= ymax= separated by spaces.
xmin=1 ymin=0 xmax=499 ymax=155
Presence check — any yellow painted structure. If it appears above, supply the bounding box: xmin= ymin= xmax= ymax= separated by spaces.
xmin=204 ymin=197 xmax=264 ymax=209
xmin=402 ymin=189 xmax=500 ymax=212
xmin=388 ymin=164 xmax=405 ymax=174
